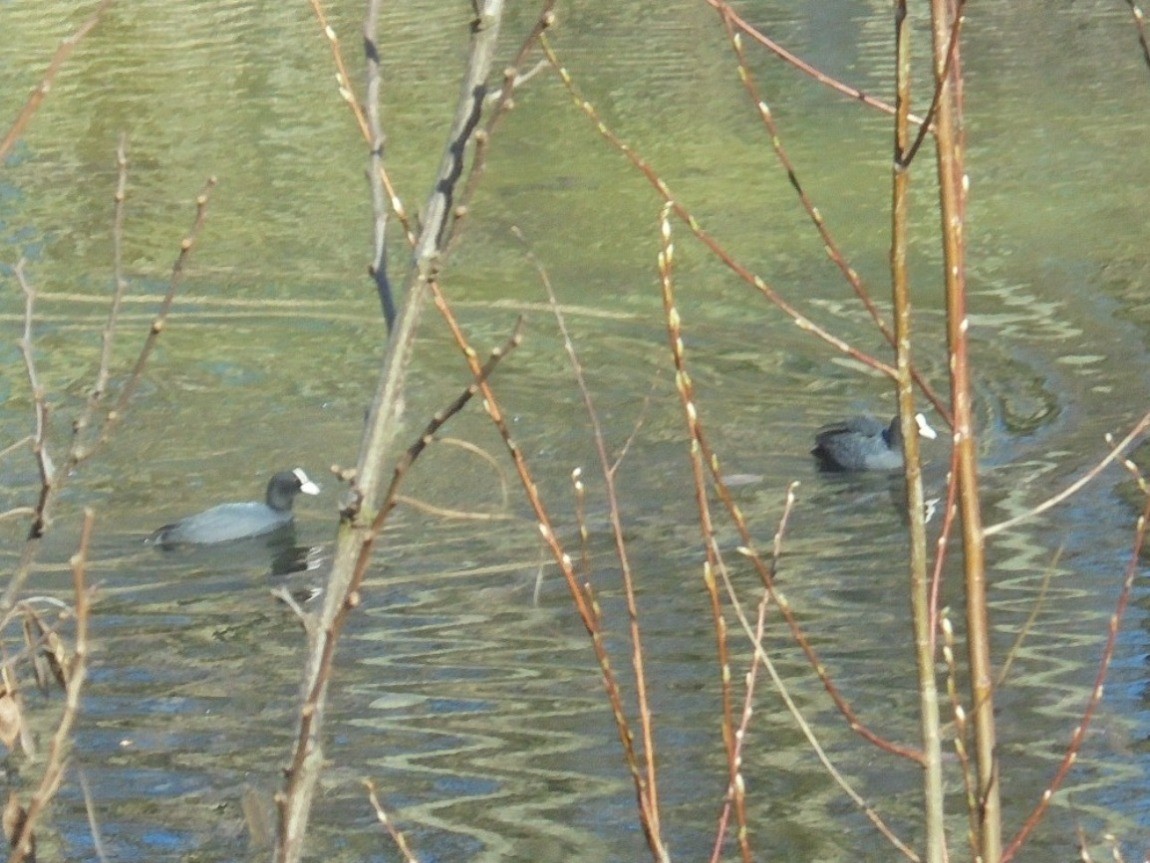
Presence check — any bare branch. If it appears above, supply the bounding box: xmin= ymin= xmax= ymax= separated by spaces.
xmin=0 ymin=0 xmax=115 ymax=162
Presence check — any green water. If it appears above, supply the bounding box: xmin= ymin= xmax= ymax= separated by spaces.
xmin=1 ymin=1 xmax=1149 ymax=860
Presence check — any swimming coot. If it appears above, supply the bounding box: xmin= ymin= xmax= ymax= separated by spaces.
xmin=151 ymin=468 xmax=320 ymax=546
xmin=812 ymin=413 xmax=937 ymax=472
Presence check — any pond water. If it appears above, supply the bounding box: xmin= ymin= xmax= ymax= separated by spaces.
xmin=2 ymin=0 xmax=1149 ymax=861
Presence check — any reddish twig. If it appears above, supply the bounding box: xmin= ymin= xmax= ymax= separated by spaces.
xmin=523 ymin=230 xmax=666 ymax=854
xmin=0 ymin=0 xmax=114 ymax=162
xmin=716 ymin=8 xmax=950 ymax=423
xmin=1124 ymin=0 xmax=1150 ymax=74
xmin=703 ymin=0 xmax=918 ymax=123
xmin=425 ymin=276 xmax=666 ymax=859
xmin=1000 ymin=491 xmax=1150 ymax=862
xmin=539 ymin=34 xmax=897 ymax=383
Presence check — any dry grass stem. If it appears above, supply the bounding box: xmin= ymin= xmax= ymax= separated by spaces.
xmin=9 ymin=508 xmax=95 ymax=863
xmin=392 ymin=494 xmax=514 ymax=522
xmin=78 ymin=770 xmax=110 ymax=863
xmin=994 ymin=550 xmax=1059 ymax=689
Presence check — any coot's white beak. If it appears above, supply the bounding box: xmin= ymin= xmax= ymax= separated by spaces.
xmin=293 ymin=467 xmax=321 ymax=495
xmin=914 ymin=412 xmax=938 ymax=440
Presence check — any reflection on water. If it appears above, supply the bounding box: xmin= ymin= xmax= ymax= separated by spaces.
xmin=1 ymin=0 xmax=1149 ymax=860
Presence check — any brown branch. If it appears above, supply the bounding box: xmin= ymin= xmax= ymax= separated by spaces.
xmin=928 ymin=0 xmax=999 ymax=855
xmin=656 ymin=212 xmax=925 ymax=762
xmin=901 ymin=0 xmax=966 ymax=167
xmin=0 ymin=0 xmax=114 ymax=162
xmin=659 ymin=209 xmax=918 ymax=861
xmin=890 ymin=2 xmax=946 ymax=858
xmin=940 ymin=612 xmax=978 ymax=858
xmin=716 ymin=7 xmax=950 ymax=424
xmin=275 ymin=8 xmax=511 ymax=859
xmin=427 ymin=276 xmax=661 ymax=848
xmin=656 ymin=215 xmax=747 ymax=862
xmin=274 ymin=317 xmax=521 ymax=863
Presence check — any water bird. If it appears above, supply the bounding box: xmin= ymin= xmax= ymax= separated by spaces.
xmin=812 ymin=413 xmax=937 ymax=472
xmin=151 ymin=468 xmax=320 ymax=546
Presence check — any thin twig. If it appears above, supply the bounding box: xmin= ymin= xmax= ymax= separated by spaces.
xmin=940 ymin=612 xmax=978 ymax=857
xmin=363 ymin=780 xmax=420 ymax=863
xmin=525 ymin=229 xmax=667 ymax=856
xmin=363 ymin=0 xmax=395 ymax=326
xmin=703 ymin=0 xmax=919 ymax=124
xmin=539 ymin=35 xmax=898 ymax=383
xmin=718 ymin=9 xmax=950 ymax=424
xmin=984 ymin=412 xmax=1150 ymax=537
xmin=1123 ymin=0 xmax=1150 ymax=74
xmin=656 ymin=211 xmax=747 ymax=863
xmin=0 ymin=0 xmax=115 ymax=162
xmin=97 ymin=177 xmax=216 ymax=450
xmin=72 ymin=134 xmax=132 ymax=457
xmin=425 ymin=277 xmax=657 ymax=856
xmin=1000 ymin=490 xmax=1150 ymax=862
xmin=656 ymin=208 xmax=926 ymax=765
xmin=14 ymin=261 xmax=55 ymax=540
xmin=660 ymin=209 xmax=916 ymax=861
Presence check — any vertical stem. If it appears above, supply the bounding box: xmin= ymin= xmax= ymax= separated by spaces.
xmin=274 ymin=5 xmax=505 ymax=860
xmin=929 ymin=1 xmax=1001 ymax=860
xmin=891 ymin=3 xmax=946 ymax=862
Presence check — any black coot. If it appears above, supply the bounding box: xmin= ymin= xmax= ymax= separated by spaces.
xmin=812 ymin=413 xmax=937 ymax=472
xmin=151 ymin=468 xmax=320 ymax=546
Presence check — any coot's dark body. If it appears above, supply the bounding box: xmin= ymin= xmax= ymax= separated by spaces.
xmin=812 ymin=413 xmax=936 ymax=472
xmin=152 ymin=468 xmax=319 ymax=547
